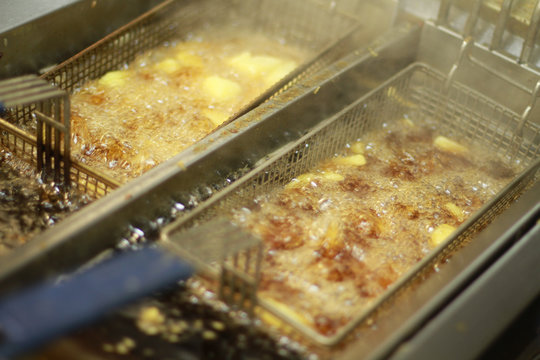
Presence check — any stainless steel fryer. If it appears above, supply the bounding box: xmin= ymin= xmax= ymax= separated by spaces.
xmin=0 ymin=0 xmax=390 ymax=199
xmin=0 ymin=1 xmax=539 ymax=359
xmin=0 ymin=16 xmax=414 ymax=298
xmin=0 ymin=0 xmax=400 ymax=284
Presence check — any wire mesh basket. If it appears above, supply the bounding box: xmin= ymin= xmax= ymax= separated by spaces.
xmin=163 ymin=62 xmax=540 ymax=346
xmin=41 ymin=0 xmax=362 ymax=94
xmin=0 ymin=0 xmax=366 ymax=199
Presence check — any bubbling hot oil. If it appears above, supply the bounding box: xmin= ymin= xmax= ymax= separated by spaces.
xmin=71 ymin=30 xmax=308 ymax=182
xmin=232 ymin=117 xmax=520 ymax=336
xmin=0 ymin=149 xmax=90 ymax=255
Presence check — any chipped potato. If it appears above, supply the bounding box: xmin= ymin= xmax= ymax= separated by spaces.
xmin=350 ymin=142 xmax=365 ymax=154
xmin=325 ymin=220 xmax=340 ymax=242
xmin=136 ymin=306 xmax=165 ymax=335
xmin=202 ymin=76 xmax=241 ymax=102
xmin=285 ymin=173 xmax=316 ymax=189
xmin=321 ymin=220 xmax=343 ymax=253
xmin=444 ymin=202 xmax=465 ymax=222
xmin=154 ymin=58 xmax=181 ymax=74
xmin=402 ymin=117 xmax=415 ymax=127
xmin=263 ymin=60 xmax=297 ymax=87
xmin=228 ymin=51 xmax=297 ymax=87
xmin=259 ymin=298 xmax=311 ymax=327
xmin=228 ymin=52 xmax=282 ymax=76
xmin=98 ymin=71 xmax=128 ymax=88
xmin=321 ymin=171 xmax=345 ymax=182
xmin=202 ymin=108 xmax=229 ymax=126
xmin=332 ymin=154 xmax=366 ymax=167
xmin=285 ymin=171 xmax=343 ymax=189
xmin=434 ymin=136 xmax=468 ymax=155
xmin=430 ymin=224 xmax=456 ymax=247
xmin=176 ymin=51 xmax=203 ymax=67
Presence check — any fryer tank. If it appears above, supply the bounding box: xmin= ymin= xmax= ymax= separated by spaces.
xmin=0 ymin=1 xmax=538 ymax=359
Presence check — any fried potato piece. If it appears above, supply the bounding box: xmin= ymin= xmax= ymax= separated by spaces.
xmin=434 ymin=136 xmax=468 ymax=155
xmin=202 ymin=76 xmax=241 ymax=102
xmin=98 ymin=71 xmax=128 ymax=88
xmin=430 ymin=224 xmax=456 ymax=247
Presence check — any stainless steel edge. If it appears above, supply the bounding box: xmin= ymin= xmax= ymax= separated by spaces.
xmin=0 ymin=0 xmax=162 ymax=78
xmin=399 ymin=0 xmax=540 ymax=67
xmin=418 ymin=20 xmax=540 ymax=119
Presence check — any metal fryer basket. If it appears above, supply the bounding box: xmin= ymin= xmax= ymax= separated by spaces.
xmin=163 ymin=62 xmax=540 ymax=346
xmin=41 ymin=0 xmax=362 ymax=94
xmin=0 ymin=0 xmax=366 ymax=199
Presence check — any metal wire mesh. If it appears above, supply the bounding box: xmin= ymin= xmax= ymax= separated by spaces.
xmin=0 ymin=114 xmax=117 ymax=199
xmin=41 ymin=0 xmax=359 ymax=95
xmin=219 ymin=244 xmax=263 ymax=317
xmin=174 ymin=63 xmax=540 ymax=230
xmin=1 ymin=0 xmax=362 ymax=198
xmin=0 ymin=73 xmax=120 ymax=198
xmin=0 ymin=75 xmax=72 ymax=185
xmin=69 ymin=162 xmax=118 ymax=199
xmin=0 ymin=119 xmax=37 ymax=166
xmin=408 ymin=66 xmax=540 ymax=163
xmin=165 ymin=62 xmax=540 ymax=345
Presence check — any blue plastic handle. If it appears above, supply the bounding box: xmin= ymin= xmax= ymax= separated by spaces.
xmin=0 ymin=246 xmax=194 ymax=358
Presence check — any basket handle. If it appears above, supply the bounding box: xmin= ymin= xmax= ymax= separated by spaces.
xmin=436 ymin=0 xmax=540 ymax=67
xmin=490 ymin=0 xmax=517 ymax=51
xmin=437 ymin=0 xmax=513 ymax=39
xmin=444 ymin=36 xmax=540 ymax=139
xmin=0 ymin=246 xmax=194 ymax=359
xmin=0 ymin=75 xmax=71 ymax=186
xmin=520 ymin=0 xmax=540 ymax=64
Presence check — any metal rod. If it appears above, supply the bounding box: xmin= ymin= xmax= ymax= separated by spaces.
xmin=84 ymin=168 xmax=89 ymax=193
xmin=444 ymin=37 xmax=474 ymax=93
xmin=437 ymin=0 xmax=453 ymax=26
xmin=444 ymin=35 xmax=538 ymax=160
xmin=0 ymin=118 xmax=36 ymax=147
xmin=54 ymin=98 xmax=61 ymax=184
xmin=519 ymin=0 xmax=540 ymax=64
xmin=45 ymin=125 xmax=52 ymax=178
xmin=516 ymin=79 xmax=540 ymax=138
xmin=33 ymin=112 xmax=67 ymax=135
xmin=42 ymin=100 xmax=52 ymax=180
xmin=0 ymin=76 xmax=42 ymax=99
xmin=70 ymin=160 xmax=120 ymax=190
xmin=218 ymin=263 xmax=226 ymax=302
xmin=226 ymin=268 xmax=235 ymax=305
xmin=253 ymin=243 xmax=263 ymax=309
xmin=490 ymin=0 xmax=516 ymax=51
xmin=230 ymin=254 xmax=238 ymax=306
xmin=0 ymin=75 xmax=36 ymax=88
xmin=36 ymin=106 xmax=44 ymax=174
xmin=63 ymin=94 xmax=71 ymax=187
xmin=34 ymin=94 xmax=72 ymax=186
xmin=0 ymin=73 xmax=111 ymax=195
xmin=447 ymin=37 xmax=535 ymax=96
xmin=0 ymin=88 xmax=65 ymax=108
xmin=239 ymin=255 xmax=248 ymax=311
xmin=463 ymin=0 xmax=483 ymax=37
